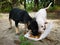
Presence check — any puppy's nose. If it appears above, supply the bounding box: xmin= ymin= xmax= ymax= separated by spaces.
xmin=41 ymin=26 xmax=43 ymax=28
xmin=43 ymin=27 xmax=46 ymax=30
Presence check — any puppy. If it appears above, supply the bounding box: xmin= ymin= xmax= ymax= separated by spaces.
xmin=34 ymin=2 xmax=52 ymax=32
xmin=28 ymin=2 xmax=52 ymax=37
xmin=9 ymin=8 xmax=32 ymax=35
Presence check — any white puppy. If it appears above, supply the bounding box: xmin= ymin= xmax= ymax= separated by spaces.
xmin=34 ymin=2 xmax=52 ymax=32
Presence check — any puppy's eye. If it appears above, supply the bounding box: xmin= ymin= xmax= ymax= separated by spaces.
xmin=41 ymin=26 xmax=43 ymax=28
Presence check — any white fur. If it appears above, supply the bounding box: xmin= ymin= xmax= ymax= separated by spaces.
xmin=35 ymin=9 xmax=47 ymax=32
xmin=34 ymin=2 xmax=52 ymax=32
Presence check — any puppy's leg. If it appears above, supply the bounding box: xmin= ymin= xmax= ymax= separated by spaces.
xmin=15 ymin=21 xmax=20 ymax=35
xmin=9 ymin=19 xmax=12 ymax=29
xmin=25 ymin=24 xmax=28 ymax=30
xmin=24 ymin=24 xmax=28 ymax=34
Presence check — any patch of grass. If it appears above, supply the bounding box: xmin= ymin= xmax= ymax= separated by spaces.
xmin=19 ymin=35 xmax=33 ymax=45
xmin=20 ymin=41 xmax=33 ymax=45
xmin=55 ymin=5 xmax=60 ymax=10
xmin=48 ymin=6 xmax=56 ymax=12
xmin=48 ymin=5 xmax=60 ymax=12
xmin=26 ymin=2 xmax=34 ymax=12
xmin=19 ymin=35 xmax=27 ymax=41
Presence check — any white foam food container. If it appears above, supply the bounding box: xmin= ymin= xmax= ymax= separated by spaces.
xmin=24 ymin=22 xmax=53 ymax=41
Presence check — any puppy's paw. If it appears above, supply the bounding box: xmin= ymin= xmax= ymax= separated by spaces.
xmin=14 ymin=40 xmax=20 ymax=45
xmin=24 ymin=31 xmax=27 ymax=34
xmin=16 ymin=33 xmax=20 ymax=35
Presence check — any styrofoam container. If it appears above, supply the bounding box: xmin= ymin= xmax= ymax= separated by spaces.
xmin=24 ymin=22 xmax=53 ymax=41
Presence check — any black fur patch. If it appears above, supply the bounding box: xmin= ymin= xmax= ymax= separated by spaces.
xmin=28 ymin=20 xmax=39 ymax=36
xmin=9 ymin=8 xmax=32 ymax=27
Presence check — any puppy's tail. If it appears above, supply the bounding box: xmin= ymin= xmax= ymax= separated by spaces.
xmin=45 ymin=2 xmax=52 ymax=9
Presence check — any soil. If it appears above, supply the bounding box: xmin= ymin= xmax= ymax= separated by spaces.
xmin=0 ymin=13 xmax=60 ymax=45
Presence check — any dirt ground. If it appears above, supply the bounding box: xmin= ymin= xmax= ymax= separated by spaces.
xmin=0 ymin=13 xmax=60 ymax=45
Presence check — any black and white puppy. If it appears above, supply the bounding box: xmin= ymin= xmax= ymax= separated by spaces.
xmin=35 ymin=2 xmax=52 ymax=32
xmin=9 ymin=8 xmax=32 ymax=34
xmin=28 ymin=2 xmax=52 ymax=36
